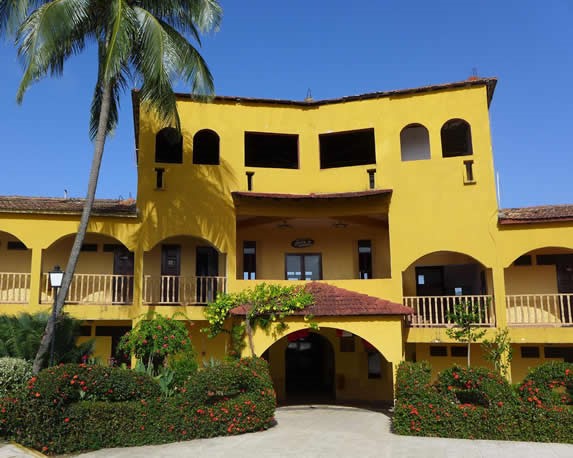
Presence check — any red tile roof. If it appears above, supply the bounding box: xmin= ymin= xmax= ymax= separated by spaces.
xmin=230 ymin=282 xmax=412 ymax=317
xmin=232 ymin=189 xmax=392 ymax=201
xmin=0 ymin=196 xmax=137 ymax=218
xmin=499 ymin=205 xmax=573 ymax=225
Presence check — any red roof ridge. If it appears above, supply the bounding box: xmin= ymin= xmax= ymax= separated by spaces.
xmin=499 ymin=203 xmax=573 ymax=225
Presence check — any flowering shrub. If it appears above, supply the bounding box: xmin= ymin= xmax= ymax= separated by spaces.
xmin=118 ymin=314 xmax=196 ymax=371
xmin=26 ymin=363 xmax=161 ymax=405
xmin=393 ymin=361 xmax=573 ymax=443
xmin=436 ymin=365 xmax=518 ymax=407
xmin=1 ymin=358 xmax=276 ymax=455
xmin=0 ymin=358 xmax=32 ymax=397
xmin=518 ymin=361 xmax=573 ymax=407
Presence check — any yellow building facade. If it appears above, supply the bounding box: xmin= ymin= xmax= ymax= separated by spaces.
xmin=1 ymin=77 xmax=572 ymax=403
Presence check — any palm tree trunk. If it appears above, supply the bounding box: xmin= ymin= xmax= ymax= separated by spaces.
xmin=32 ymin=81 xmax=113 ymax=374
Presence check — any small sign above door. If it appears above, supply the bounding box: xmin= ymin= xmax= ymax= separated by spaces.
xmin=291 ymin=238 xmax=314 ymax=248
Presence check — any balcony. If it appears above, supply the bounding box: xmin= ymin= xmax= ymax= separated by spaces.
xmin=142 ymin=275 xmax=227 ymax=305
xmin=405 ymin=295 xmax=495 ymax=327
xmin=41 ymin=273 xmax=134 ymax=305
xmin=506 ymin=294 xmax=573 ymax=326
xmin=0 ymin=272 xmax=31 ymax=303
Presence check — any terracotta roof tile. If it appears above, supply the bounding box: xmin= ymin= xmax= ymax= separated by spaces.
xmin=0 ymin=196 xmax=137 ymax=218
xmin=499 ymin=205 xmax=573 ymax=225
xmin=230 ymin=282 xmax=412 ymax=317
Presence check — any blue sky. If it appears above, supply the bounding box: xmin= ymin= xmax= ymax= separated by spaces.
xmin=0 ymin=0 xmax=571 ymax=208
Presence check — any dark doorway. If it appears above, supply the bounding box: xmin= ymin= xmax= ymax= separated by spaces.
xmin=161 ymin=245 xmax=181 ymax=302
xmin=285 ymin=332 xmax=335 ymax=403
xmin=196 ymin=246 xmax=219 ymax=303
xmin=557 ymin=263 xmax=573 ymax=323
xmin=112 ymin=246 xmax=134 ymax=304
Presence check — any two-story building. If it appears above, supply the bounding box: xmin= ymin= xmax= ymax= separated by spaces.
xmin=1 ymin=77 xmax=572 ymax=404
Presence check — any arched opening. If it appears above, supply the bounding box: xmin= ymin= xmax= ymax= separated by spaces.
xmin=402 ymin=251 xmax=493 ymax=327
xmin=262 ymin=327 xmax=394 ymax=405
xmin=441 ymin=119 xmax=473 ymax=157
xmin=285 ymin=330 xmax=335 ymax=402
xmin=143 ymin=235 xmax=226 ymax=305
xmin=505 ymin=247 xmax=573 ymax=326
xmin=400 ymin=123 xmax=430 ymax=161
xmin=193 ymin=129 xmax=220 ymax=165
xmin=43 ymin=233 xmax=133 ymax=305
xmin=0 ymin=231 xmax=31 ymax=303
xmin=155 ymin=127 xmax=183 ymax=163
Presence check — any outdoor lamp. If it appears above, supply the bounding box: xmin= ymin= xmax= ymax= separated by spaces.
xmin=49 ymin=265 xmax=64 ymax=288
xmin=49 ymin=265 xmax=64 ymax=367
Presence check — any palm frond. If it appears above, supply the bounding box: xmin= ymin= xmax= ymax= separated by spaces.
xmin=0 ymin=0 xmax=46 ymax=37
xmin=132 ymin=6 xmax=180 ymax=128
xmin=16 ymin=0 xmax=91 ymax=103
xmin=137 ymin=0 xmax=222 ymax=36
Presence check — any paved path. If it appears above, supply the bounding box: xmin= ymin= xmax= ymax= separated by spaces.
xmin=74 ymin=405 xmax=573 ymax=458
xmin=4 ymin=405 xmax=573 ymax=457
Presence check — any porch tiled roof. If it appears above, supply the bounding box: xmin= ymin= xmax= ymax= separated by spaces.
xmin=230 ymin=282 xmax=412 ymax=317
xmin=232 ymin=189 xmax=392 ymax=201
xmin=0 ymin=196 xmax=137 ymax=218
xmin=499 ymin=204 xmax=573 ymax=225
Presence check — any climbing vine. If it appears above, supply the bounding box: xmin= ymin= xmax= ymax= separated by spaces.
xmin=203 ymin=283 xmax=315 ymax=356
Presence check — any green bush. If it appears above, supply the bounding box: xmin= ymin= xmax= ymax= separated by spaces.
xmin=1 ymin=358 xmax=276 ymax=455
xmin=393 ymin=361 xmax=573 ymax=443
xmin=0 ymin=358 xmax=32 ymax=397
xmin=518 ymin=361 xmax=573 ymax=407
xmin=27 ymin=363 xmax=161 ymax=405
xmin=436 ymin=365 xmax=518 ymax=407
xmin=168 ymin=349 xmax=199 ymax=389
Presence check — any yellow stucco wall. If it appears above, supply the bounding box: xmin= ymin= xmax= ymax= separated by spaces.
xmin=0 ymin=80 xmax=572 ymax=392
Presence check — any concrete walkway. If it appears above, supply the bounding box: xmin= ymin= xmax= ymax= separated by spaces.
xmin=72 ymin=405 xmax=573 ymax=458
xmin=3 ymin=405 xmax=573 ymax=457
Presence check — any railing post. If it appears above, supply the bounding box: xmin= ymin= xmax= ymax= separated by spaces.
xmin=491 ymin=267 xmax=506 ymax=329
xmin=29 ymin=247 xmax=43 ymax=306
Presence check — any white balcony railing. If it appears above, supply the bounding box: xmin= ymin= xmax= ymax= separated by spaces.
xmin=405 ymin=295 xmax=495 ymax=327
xmin=506 ymin=294 xmax=573 ymax=326
xmin=0 ymin=272 xmax=31 ymax=303
xmin=42 ymin=273 xmax=133 ymax=305
xmin=142 ymin=275 xmax=227 ymax=305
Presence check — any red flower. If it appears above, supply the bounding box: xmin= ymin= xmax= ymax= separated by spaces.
xmin=64 ymin=418 xmax=70 ymax=423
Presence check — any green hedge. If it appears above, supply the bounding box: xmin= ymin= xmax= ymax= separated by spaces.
xmin=393 ymin=361 xmax=573 ymax=443
xmin=27 ymin=363 xmax=162 ymax=405
xmin=0 ymin=358 xmax=32 ymax=397
xmin=1 ymin=358 xmax=276 ymax=455
xmin=518 ymin=361 xmax=573 ymax=406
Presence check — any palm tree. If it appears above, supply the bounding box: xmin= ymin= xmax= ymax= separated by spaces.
xmin=1 ymin=0 xmax=222 ymax=373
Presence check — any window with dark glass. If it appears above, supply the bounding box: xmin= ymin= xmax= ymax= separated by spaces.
xmin=451 ymin=346 xmax=468 ymax=357
xmin=367 ymin=351 xmax=382 ymax=379
xmin=358 ymin=240 xmax=373 ymax=279
xmin=155 ymin=127 xmax=183 ymax=163
xmin=441 ymin=119 xmax=473 ymax=158
xmin=243 ymin=241 xmax=256 ymax=280
xmin=319 ymin=128 xmax=376 ymax=169
xmin=193 ymin=129 xmax=220 ymax=165
xmin=244 ymin=132 xmax=299 ymax=169
xmin=285 ymin=254 xmax=322 ymax=280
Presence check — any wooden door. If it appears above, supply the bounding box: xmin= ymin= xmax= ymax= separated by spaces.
xmin=112 ymin=247 xmax=134 ymax=303
xmin=161 ymin=245 xmax=181 ymax=302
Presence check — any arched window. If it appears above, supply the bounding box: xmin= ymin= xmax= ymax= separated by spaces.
xmin=441 ymin=119 xmax=473 ymax=157
xmin=193 ymin=129 xmax=220 ymax=165
xmin=155 ymin=127 xmax=183 ymax=163
xmin=400 ymin=124 xmax=430 ymax=161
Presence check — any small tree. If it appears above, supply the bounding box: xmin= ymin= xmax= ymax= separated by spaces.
xmin=118 ymin=313 xmax=195 ymax=374
xmin=446 ymin=301 xmax=487 ymax=367
xmin=203 ymin=283 xmax=315 ymax=357
xmin=481 ymin=327 xmax=513 ymax=380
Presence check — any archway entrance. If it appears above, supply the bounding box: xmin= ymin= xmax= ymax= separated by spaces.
xmin=285 ymin=331 xmax=334 ymax=403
